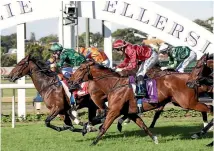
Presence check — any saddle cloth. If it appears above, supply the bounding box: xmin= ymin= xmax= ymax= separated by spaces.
xmin=61 ymin=67 xmax=89 ymax=98
xmin=129 ymin=76 xmax=158 ymax=103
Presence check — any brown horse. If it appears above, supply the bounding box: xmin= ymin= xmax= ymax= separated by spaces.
xmin=70 ymin=61 xmax=213 ymax=138
xmin=187 ymin=53 xmax=213 ymax=89
xmin=69 ymin=61 xmax=158 ymax=145
xmin=117 ymin=54 xmax=213 ymax=130
xmin=8 ymin=55 xmax=84 ymax=132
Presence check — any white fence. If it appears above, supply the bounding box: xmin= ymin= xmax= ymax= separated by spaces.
xmin=0 ymin=84 xmax=35 ymax=128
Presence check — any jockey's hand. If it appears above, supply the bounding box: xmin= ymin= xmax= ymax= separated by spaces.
xmin=115 ymin=68 xmax=123 ymax=72
xmin=161 ymin=67 xmax=168 ymax=71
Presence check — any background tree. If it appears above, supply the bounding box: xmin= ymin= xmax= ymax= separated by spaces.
xmin=1 ymin=54 xmax=17 ymax=67
xmin=112 ymin=28 xmax=147 ymax=44
xmin=1 ymin=33 xmax=17 ymax=54
xmin=25 ymin=44 xmax=44 ymax=59
xmin=194 ymin=18 xmax=213 ymax=32
xmin=39 ymin=34 xmax=58 ymax=44
xmin=29 ymin=32 xmax=36 ymax=42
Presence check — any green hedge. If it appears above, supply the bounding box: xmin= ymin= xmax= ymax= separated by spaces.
xmin=1 ymin=108 xmax=209 ymax=123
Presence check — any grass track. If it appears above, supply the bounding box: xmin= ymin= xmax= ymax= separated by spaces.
xmin=2 ymin=117 xmax=212 ymax=151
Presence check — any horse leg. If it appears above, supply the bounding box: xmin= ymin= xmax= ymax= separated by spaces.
xmin=58 ymin=114 xmax=75 ymax=131
xmin=82 ymin=105 xmax=98 ymax=135
xmin=128 ymin=114 xmax=158 ymax=144
xmin=189 ymin=103 xmax=213 ymax=113
xmin=66 ymin=108 xmax=84 ymax=132
xmin=149 ymin=106 xmax=165 ymax=128
xmin=201 ymin=112 xmax=208 ymax=127
xmin=117 ymin=115 xmax=128 ymax=132
xmin=45 ymin=108 xmax=63 ymax=132
xmin=90 ymin=109 xmax=120 ymax=146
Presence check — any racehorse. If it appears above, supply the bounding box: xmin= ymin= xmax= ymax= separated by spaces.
xmin=117 ymin=54 xmax=213 ymax=130
xmin=187 ymin=53 xmax=213 ymax=89
xmin=8 ymin=55 xmax=83 ymax=132
xmin=69 ymin=61 xmax=158 ymax=145
xmin=70 ymin=60 xmax=213 ymax=139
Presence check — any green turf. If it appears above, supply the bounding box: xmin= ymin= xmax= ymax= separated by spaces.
xmin=2 ymin=117 xmax=212 ymax=151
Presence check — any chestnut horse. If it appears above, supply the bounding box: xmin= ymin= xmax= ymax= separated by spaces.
xmin=70 ymin=61 xmax=158 ymax=145
xmin=8 ymin=55 xmax=84 ymax=132
xmin=117 ymin=54 xmax=213 ymax=130
xmin=70 ymin=60 xmax=213 ymax=140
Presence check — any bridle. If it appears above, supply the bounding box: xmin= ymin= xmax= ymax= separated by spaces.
xmin=11 ymin=61 xmax=30 ymax=81
xmin=186 ymin=56 xmax=208 ymax=91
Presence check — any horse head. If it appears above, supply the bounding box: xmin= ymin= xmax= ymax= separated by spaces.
xmin=186 ymin=53 xmax=212 ymax=88
xmin=8 ymin=55 xmax=31 ymax=82
xmin=69 ymin=61 xmax=94 ymax=91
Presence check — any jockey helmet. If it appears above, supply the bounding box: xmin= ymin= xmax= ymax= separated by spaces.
xmin=113 ymin=39 xmax=128 ymax=49
xmin=49 ymin=43 xmax=63 ymax=52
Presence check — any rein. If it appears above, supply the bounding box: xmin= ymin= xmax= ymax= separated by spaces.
xmin=29 ymin=61 xmax=61 ymax=94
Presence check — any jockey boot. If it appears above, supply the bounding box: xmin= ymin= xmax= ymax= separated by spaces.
xmin=137 ymin=99 xmax=142 ymax=113
xmin=70 ymin=95 xmax=76 ymax=109
xmin=136 ymin=75 xmax=147 ymax=97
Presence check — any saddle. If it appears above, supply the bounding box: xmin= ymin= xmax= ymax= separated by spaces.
xmin=129 ymin=75 xmax=158 ymax=104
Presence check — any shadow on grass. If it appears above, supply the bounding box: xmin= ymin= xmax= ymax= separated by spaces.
xmin=75 ymin=124 xmax=212 ymax=143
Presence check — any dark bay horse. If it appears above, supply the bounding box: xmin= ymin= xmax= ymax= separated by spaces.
xmin=8 ymin=55 xmax=84 ymax=132
xmin=70 ymin=61 xmax=158 ymax=145
xmin=187 ymin=53 xmax=213 ymax=89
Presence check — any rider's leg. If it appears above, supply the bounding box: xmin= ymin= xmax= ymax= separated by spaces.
xmin=176 ymin=51 xmax=197 ymax=73
xmin=61 ymin=80 xmax=77 ymax=111
xmin=137 ymin=50 xmax=158 ymax=95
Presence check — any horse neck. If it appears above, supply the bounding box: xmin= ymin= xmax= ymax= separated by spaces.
xmin=29 ymin=62 xmax=55 ymax=94
xmin=91 ymin=67 xmax=127 ymax=93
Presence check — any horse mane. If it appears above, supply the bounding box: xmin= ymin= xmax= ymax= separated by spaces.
xmin=29 ymin=56 xmax=57 ymax=77
xmin=85 ymin=60 xmax=121 ymax=77
xmin=208 ymin=53 xmax=213 ymax=60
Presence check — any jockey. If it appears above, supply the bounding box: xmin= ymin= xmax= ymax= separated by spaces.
xmin=49 ymin=43 xmax=86 ymax=108
xmin=79 ymin=46 xmax=110 ymax=67
xmin=159 ymin=46 xmax=197 ymax=73
xmin=46 ymin=54 xmax=57 ymax=72
xmin=112 ymin=39 xmax=159 ymax=97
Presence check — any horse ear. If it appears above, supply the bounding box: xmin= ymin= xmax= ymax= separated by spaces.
xmin=206 ymin=53 xmax=209 ymax=60
xmin=26 ymin=54 xmax=31 ymax=61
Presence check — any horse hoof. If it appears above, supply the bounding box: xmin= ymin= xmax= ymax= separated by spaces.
xmin=56 ymin=127 xmax=62 ymax=132
xmin=117 ymin=124 xmax=123 ymax=132
xmin=82 ymin=129 xmax=87 ymax=136
xmin=90 ymin=141 xmax=97 ymax=146
xmin=88 ymin=127 xmax=98 ymax=132
xmin=99 ymin=125 xmax=103 ymax=130
xmin=191 ymin=134 xmax=200 ymax=139
xmin=153 ymin=136 xmax=158 ymax=144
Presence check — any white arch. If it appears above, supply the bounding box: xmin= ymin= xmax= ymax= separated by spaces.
xmin=1 ymin=0 xmax=214 ymax=58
